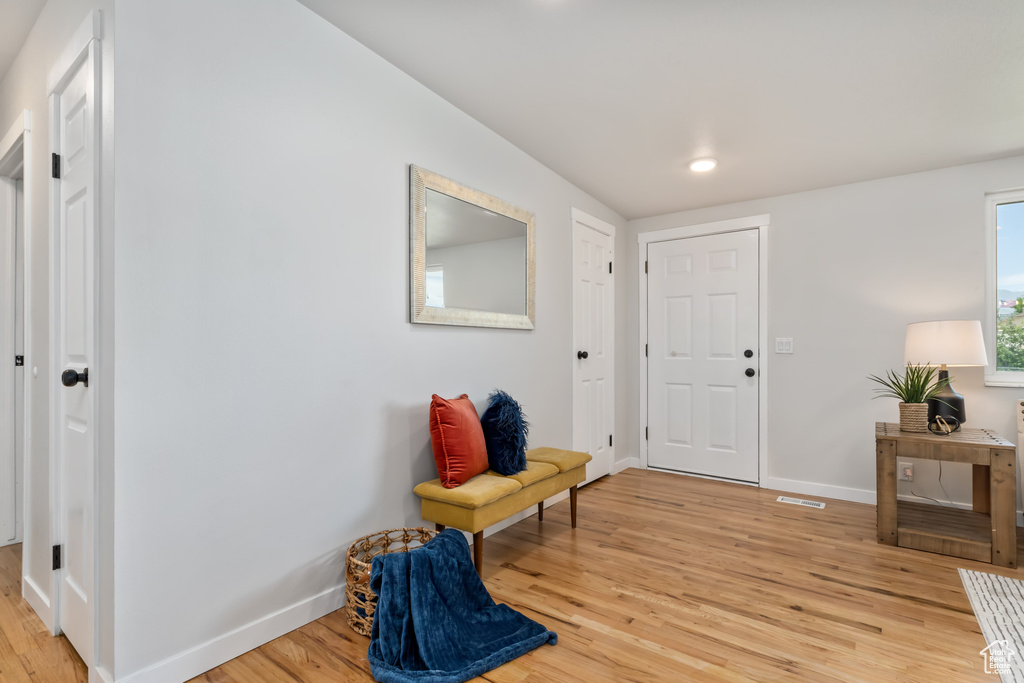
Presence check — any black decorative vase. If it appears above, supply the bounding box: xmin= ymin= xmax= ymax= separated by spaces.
xmin=927 ymin=369 xmax=966 ymax=424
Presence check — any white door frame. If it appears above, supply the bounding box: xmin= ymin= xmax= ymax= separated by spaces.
xmin=0 ymin=111 xmax=31 ymax=551
xmin=638 ymin=214 xmax=770 ymax=484
xmin=571 ymin=208 xmax=615 ymax=478
xmin=47 ymin=9 xmax=102 ymax=662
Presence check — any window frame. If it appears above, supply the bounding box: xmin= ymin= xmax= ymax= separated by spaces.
xmin=985 ymin=187 xmax=1024 ymax=387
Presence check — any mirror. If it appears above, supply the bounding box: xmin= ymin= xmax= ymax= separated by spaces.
xmin=410 ymin=165 xmax=535 ymax=329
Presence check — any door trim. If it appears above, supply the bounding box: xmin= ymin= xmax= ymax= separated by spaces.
xmin=0 ymin=111 xmax=31 ymax=549
xmin=571 ymin=208 xmax=615 ymax=480
xmin=47 ymin=10 xmax=102 ymax=659
xmin=637 ymin=214 xmax=769 ymax=485
xmin=0 ymin=110 xmax=38 ymax=616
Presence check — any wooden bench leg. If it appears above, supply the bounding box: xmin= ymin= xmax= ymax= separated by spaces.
xmin=537 ymin=502 xmax=544 ymax=521
xmin=435 ymin=523 xmax=445 ymax=532
xmin=473 ymin=531 xmax=484 ymax=576
xmin=570 ymin=485 xmax=578 ymax=529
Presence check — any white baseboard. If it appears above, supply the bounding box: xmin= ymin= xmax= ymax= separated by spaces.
xmin=765 ymin=478 xmax=1024 ymax=526
xmin=897 ymin=492 xmax=972 ymax=510
xmin=116 ymin=584 xmax=346 ymax=683
xmin=764 ymin=477 xmax=876 ymax=505
xmin=482 ymin=489 xmax=571 ymax=539
xmin=613 ymin=456 xmax=639 ymax=474
xmin=22 ymin=574 xmax=53 ymax=633
xmin=92 ymin=665 xmax=114 ymax=683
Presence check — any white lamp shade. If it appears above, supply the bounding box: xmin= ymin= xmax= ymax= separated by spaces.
xmin=904 ymin=320 xmax=989 ymax=367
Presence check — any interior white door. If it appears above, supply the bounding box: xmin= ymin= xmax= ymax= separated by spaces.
xmin=572 ymin=214 xmax=614 ymax=483
xmin=0 ymin=176 xmax=15 ymax=546
xmin=54 ymin=48 xmax=96 ymax=667
xmin=647 ymin=230 xmax=759 ymax=482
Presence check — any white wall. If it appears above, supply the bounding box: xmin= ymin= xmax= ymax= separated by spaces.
xmin=628 ymin=155 xmax=1024 ymax=505
xmin=0 ymin=0 xmax=115 ymax=675
xmin=112 ymin=0 xmax=624 ymax=679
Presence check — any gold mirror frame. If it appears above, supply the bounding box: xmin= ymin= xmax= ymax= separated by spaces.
xmin=410 ymin=165 xmax=536 ymax=329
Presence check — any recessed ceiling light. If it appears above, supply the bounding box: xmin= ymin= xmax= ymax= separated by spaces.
xmin=689 ymin=158 xmax=717 ymax=173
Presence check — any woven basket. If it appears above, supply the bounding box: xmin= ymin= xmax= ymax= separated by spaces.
xmin=345 ymin=527 xmax=437 ymax=636
xmin=899 ymin=402 xmax=929 ymax=433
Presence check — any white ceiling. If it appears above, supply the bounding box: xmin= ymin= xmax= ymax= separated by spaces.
xmin=298 ymin=0 xmax=1024 ymax=220
xmin=426 ymin=189 xmax=527 ymax=250
xmin=0 ymin=0 xmax=46 ymax=83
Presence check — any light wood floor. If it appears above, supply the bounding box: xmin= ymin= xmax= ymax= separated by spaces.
xmin=2 ymin=469 xmax=1018 ymax=681
xmin=194 ymin=468 xmax=1018 ymax=682
xmin=0 ymin=543 xmax=86 ymax=682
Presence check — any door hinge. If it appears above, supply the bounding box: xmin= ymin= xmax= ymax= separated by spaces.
xmin=645 ymin=260 xmax=648 ymax=274
xmin=609 ymin=261 xmax=612 ymax=274
xmin=609 ymin=434 xmax=613 ymax=447
xmin=645 ymin=343 xmax=648 ymax=357
xmin=52 ymin=544 xmax=62 ymax=571
xmin=14 ymin=355 xmax=23 ymax=366
xmin=51 ymin=153 xmax=61 ymax=179
xmin=645 ymin=427 xmax=649 ymax=440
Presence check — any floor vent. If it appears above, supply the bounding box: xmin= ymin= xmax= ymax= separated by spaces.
xmin=777 ymin=496 xmax=826 ymax=509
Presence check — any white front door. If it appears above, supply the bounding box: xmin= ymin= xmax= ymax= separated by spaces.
xmin=647 ymin=230 xmax=759 ymax=482
xmin=572 ymin=211 xmax=614 ymax=483
xmin=54 ymin=44 xmax=96 ymax=667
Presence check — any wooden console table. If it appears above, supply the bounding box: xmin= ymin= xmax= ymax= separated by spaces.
xmin=876 ymin=422 xmax=1017 ymax=568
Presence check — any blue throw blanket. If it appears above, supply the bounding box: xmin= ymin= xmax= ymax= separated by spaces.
xmin=367 ymin=529 xmax=557 ymax=683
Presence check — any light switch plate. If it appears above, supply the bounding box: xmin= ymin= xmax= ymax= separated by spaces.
xmin=775 ymin=338 xmax=794 ymax=354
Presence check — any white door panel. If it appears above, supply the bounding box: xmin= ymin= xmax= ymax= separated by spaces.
xmin=648 ymin=230 xmax=758 ymax=482
xmin=573 ymin=215 xmax=614 ymax=483
xmin=54 ymin=46 xmax=95 ymax=667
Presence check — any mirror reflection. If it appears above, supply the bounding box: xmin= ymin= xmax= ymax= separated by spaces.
xmin=424 ymin=189 xmax=527 ymax=315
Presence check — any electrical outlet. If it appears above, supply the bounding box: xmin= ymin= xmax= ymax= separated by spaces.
xmin=899 ymin=462 xmax=914 ymax=481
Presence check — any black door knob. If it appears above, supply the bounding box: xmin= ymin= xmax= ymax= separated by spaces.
xmin=744 ymin=349 xmax=754 ymax=358
xmin=61 ymin=368 xmax=89 ymax=388
xmin=577 ymin=351 xmax=589 ymax=360
xmin=745 ymin=368 xmax=756 ymax=378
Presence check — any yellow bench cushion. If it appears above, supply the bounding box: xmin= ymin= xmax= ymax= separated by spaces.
xmin=414 ymin=473 xmax=521 ymax=510
xmin=525 ymin=447 xmax=592 ymax=472
xmin=494 ymin=461 xmax=559 ymax=487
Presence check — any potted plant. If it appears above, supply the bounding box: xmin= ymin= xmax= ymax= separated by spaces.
xmin=868 ymin=364 xmax=950 ymax=433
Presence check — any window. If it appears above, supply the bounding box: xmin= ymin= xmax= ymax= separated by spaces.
xmin=986 ymin=189 xmax=1024 ymax=386
xmin=425 ymin=264 xmax=444 ymax=308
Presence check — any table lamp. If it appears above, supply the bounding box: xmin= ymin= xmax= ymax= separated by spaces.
xmin=904 ymin=320 xmax=989 ymax=424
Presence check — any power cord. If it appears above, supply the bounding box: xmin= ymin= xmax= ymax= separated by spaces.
xmin=909 ymin=460 xmax=954 ymax=506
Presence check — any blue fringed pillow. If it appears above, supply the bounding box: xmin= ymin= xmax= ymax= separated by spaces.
xmin=480 ymin=390 xmax=529 ymax=475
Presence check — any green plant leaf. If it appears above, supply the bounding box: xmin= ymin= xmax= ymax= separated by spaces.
xmin=867 ymin=364 xmax=951 ymax=404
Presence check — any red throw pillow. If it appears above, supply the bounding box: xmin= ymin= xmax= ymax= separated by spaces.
xmin=429 ymin=394 xmax=489 ymax=488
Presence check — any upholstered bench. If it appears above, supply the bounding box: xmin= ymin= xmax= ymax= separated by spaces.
xmin=414 ymin=447 xmax=591 ymax=576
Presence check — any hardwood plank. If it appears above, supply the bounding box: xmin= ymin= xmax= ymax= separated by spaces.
xmin=193 ymin=469 xmax=1010 ymax=682
xmin=0 ymin=544 xmax=86 ymax=682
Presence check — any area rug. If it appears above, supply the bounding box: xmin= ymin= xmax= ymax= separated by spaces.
xmin=960 ymin=568 xmax=1024 ymax=682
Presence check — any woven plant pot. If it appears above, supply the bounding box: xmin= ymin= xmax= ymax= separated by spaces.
xmin=899 ymin=402 xmax=929 ymax=433
xmin=345 ymin=527 xmax=437 ymax=636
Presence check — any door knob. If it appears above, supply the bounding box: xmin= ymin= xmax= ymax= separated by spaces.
xmin=744 ymin=349 xmax=754 ymax=358
xmin=577 ymin=351 xmax=589 ymax=360
xmin=61 ymin=368 xmax=89 ymax=388
xmin=745 ymin=368 xmax=756 ymax=378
